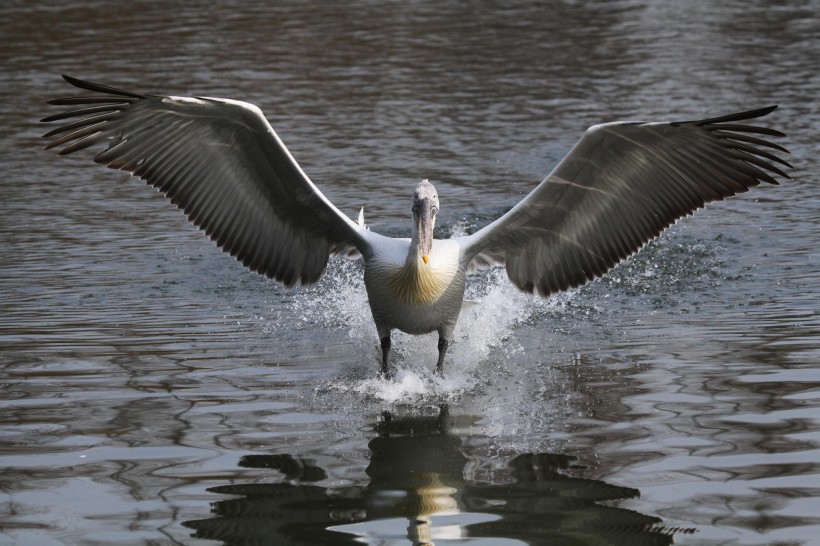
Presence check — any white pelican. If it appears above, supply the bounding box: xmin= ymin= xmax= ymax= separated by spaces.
xmin=42 ymin=76 xmax=791 ymax=376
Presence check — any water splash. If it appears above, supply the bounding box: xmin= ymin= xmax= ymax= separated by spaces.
xmin=301 ymin=259 xmax=575 ymax=404
xmin=258 ymin=223 xmax=723 ymax=407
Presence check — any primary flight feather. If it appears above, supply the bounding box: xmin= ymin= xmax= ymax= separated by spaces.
xmin=42 ymin=76 xmax=791 ymax=376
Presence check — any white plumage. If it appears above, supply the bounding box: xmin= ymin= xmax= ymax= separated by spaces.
xmin=42 ymin=76 xmax=791 ymax=376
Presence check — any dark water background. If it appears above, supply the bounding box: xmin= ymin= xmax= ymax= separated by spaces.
xmin=1 ymin=1 xmax=818 ymax=544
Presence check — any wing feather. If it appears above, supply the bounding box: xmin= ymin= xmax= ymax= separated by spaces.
xmin=458 ymin=107 xmax=791 ymax=297
xmin=43 ymin=75 xmax=369 ymax=287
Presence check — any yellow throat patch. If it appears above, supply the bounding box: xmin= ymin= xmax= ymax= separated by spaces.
xmin=386 ymin=257 xmax=452 ymax=305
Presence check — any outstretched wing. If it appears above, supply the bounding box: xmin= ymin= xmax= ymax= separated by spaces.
xmin=457 ymin=107 xmax=791 ymax=296
xmin=42 ymin=75 xmax=370 ymax=287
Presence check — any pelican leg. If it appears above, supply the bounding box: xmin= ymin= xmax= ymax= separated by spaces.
xmin=380 ymin=335 xmax=392 ymax=377
xmin=436 ymin=338 xmax=449 ymax=376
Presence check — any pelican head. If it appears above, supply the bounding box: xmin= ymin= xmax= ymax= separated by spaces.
xmin=412 ymin=180 xmax=439 ymax=265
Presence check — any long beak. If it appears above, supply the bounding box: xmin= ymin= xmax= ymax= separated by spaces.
xmin=417 ymin=200 xmax=434 ymax=265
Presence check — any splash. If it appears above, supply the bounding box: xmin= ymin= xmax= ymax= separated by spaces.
xmin=302 ymin=259 xmax=575 ymax=404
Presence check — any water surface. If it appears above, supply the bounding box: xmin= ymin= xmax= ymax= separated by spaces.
xmin=1 ymin=1 xmax=819 ymax=544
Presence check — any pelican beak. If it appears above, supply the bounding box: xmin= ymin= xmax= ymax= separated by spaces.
xmin=417 ymin=199 xmax=434 ymax=265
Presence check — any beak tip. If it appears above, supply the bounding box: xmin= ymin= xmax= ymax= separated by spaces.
xmin=422 ymin=255 xmax=429 ymax=265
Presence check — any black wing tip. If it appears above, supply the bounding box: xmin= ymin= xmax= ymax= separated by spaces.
xmin=62 ymin=74 xmax=85 ymax=87
xmin=693 ymin=105 xmax=779 ymax=126
xmin=57 ymin=74 xmax=145 ymax=99
xmin=696 ymin=105 xmax=793 ymax=180
xmin=42 ymin=76 xmax=146 ymax=150
xmin=743 ymin=104 xmax=778 ymax=119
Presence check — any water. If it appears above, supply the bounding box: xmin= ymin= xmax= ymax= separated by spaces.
xmin=1 ymin=1 xmax=818 ymax=544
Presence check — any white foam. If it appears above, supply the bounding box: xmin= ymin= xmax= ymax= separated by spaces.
xmin=304 ymin=260 xmax=575 ymax=404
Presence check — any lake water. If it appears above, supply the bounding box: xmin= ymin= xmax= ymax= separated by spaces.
xmin=1 ymin=1 xmax=818 ymax=544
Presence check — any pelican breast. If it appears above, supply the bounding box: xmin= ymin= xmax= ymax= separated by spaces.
xmin=364 ymin=239 xmax=465 ymax=335
xmin=386 ymin=256 xmax=458 ymax=305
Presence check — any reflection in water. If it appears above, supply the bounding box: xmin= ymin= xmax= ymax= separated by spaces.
xmin=184 ymin=408 xmax=685 ymax=545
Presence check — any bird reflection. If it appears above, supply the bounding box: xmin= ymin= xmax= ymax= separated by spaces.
xmin=364 ymin=407 xmax=467 ymax=543
xmin=184 ymin=407 xmax=685 ymax=545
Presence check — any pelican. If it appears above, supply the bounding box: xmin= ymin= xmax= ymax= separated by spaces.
xmin=42 ymin=76 xmax=791 ymax=376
